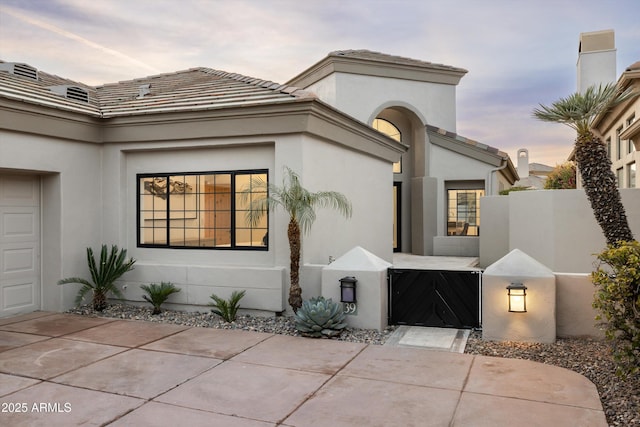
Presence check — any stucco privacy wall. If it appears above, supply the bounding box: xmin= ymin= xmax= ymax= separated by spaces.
xmin=479 ymin=189 xmax=640 ymax=272
xmin=0 ymin=130 xmax=103 ymax=312
xmin=556 ymin=273 xmax=604 ymax=338
xmin=304 ymin=73 xmax=457 ymax=132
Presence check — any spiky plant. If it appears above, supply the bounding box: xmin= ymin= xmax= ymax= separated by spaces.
xmin=533 ymin=83 xmax=638 ymax=247
xmin=241 ymin=166 xmax=352 ymax=312
xmin=141 ymin=282 xmax=181 ymax=315
xmin=58 ymin=245 xmax=136 ymax=311
xmin=209 ymin=290 xmax=246 ymax=322
xmin=294 ymin=296 xmax=347 ymax=338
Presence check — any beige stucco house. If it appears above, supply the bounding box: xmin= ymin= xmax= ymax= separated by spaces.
xmin=0 ymin=51 xmax=516 ymax=317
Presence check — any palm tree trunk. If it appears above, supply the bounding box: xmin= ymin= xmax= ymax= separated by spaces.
xmin=287 ymin=218 xmax=303 ymax=312
xmin=574 ymin=133 xmax=634 ymax=246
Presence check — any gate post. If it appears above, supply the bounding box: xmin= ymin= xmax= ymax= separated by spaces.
xmin=482 ymin=249 xmax=556 ymax=343
xmin=321 ymin=246 xmax=391 ymax=331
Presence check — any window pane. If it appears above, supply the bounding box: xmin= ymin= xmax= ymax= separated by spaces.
xmin=138 ymin=171 xmax=267 ymax=249
xmin=447 ymin=189 xmax=484 ymax=236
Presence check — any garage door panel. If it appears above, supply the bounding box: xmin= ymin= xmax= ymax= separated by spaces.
xmin=2 ymin=246 xmax=37 ymax=275
xmin=1 ymin=280 xmax=36 ymax=310
xmin=1 ymin=207 xmax=38 ymax=243
xmin=0 ymin=175 xmax=40 ymax=318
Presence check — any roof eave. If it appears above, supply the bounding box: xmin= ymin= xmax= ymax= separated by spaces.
xmin=287 ymin=54 xmax=467 ymax=89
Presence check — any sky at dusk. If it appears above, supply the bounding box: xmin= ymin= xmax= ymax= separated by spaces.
xmin=1 ymin=0 xmax=639 ymax=166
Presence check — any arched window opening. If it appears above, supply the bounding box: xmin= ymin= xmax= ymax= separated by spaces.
xmin=373 ymin=118 xmax=402 ymax=173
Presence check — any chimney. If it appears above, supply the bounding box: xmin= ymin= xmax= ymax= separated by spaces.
xmin=577 ymin=29 xmax=616 ymax=93
xmin=517 ymin=149 xmax=529 ymax=178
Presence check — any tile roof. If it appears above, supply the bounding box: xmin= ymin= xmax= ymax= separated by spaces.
xmin=329 ymin=50 xmax=468 ymax=74
xmin=626 ymin=61 xmax=640 ymax=71
xmin=425 ymin=124 xmax=508 ymax=159
xmin=0 ymin=62 xmax=314 ymax=118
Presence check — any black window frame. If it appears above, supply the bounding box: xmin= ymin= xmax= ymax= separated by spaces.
xmin=136 ymin=169 xmax=268 ymax=250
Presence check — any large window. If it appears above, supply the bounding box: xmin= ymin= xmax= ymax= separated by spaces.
xmin=138 ymin=170 xmax=268 ymax=249
xmin=628 ymin=162 xmax=636 ymax=188
xmin=447 ymin=189 xmax=484 ymax=236
xmin=628 ymin=114 xmax=636 ymax=154
xmin=616 ymin=167 xmax=624 ymax=188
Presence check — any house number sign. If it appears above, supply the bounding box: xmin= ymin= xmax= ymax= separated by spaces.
xmin=343 ymin=303 xmax=358 ymax=315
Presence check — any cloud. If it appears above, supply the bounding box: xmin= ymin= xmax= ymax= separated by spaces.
xmin=1 ymin=5 xmax=162 ymax=78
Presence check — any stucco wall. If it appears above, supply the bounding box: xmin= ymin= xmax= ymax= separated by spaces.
xmin=97 ymin=131 xmax=396 ymax=313
xmin=555 ymin=273 xmax=604 ymax=339
xmin=0 ymin=130 xmax=103 ymax=311
xmin=480 ymin=189 xmax=640 ymax=272
xmin=306 ymin=73 xmax=457 ymax=132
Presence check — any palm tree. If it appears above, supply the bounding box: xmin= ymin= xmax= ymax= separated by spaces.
xmin=533 ymin=83 xmax=638 ymax=247
xmin=242 ymin=166 xmax=352 ymax=312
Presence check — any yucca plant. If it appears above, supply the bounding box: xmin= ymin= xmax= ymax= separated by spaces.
xmin=58 ymin=244 xmax=136 ymax=311
xmin=209 ymin=290 xmax=246 ymax=322
xmin=141 ymin=282 xmax=181 ymax=315
xmin=294 ymin=296 xmax=347 ymax=338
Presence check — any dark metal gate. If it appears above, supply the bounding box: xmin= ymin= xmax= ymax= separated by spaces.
xmin=388 ymin=269 xmax=481 ymax=328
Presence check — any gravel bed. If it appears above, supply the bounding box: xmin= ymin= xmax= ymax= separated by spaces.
xmin=464 ymin=331 xmax=639 ymax=427
xmin=68 ymin=304 xmax=638 ymax=426
xmin=66 ymin=303 xmax=395 ymax=345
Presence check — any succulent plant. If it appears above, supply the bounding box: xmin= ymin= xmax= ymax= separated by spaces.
xmin=294 ymin=296 xmax=347 ymax=338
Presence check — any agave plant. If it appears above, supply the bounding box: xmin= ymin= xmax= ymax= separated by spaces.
xmin=58 ymin=244 xmax=136 ymax=311
xmin=294 ymin=296 xmax=347 ymax=338
xmin=209 ymin=290 xmax=246 ymax=323
xmin=141 ymin=282 xmax=181 ymax=315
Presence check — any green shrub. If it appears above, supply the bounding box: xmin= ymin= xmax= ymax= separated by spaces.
xmin=58 ymin=245 xmax=136 ymax=311
xmin=141 ymin=282 xmax=181 ymax=315
xmin=544 ymin=162 xmax=576 ymax=189
xmin=294 ymin=296 xmax=347 ymax=338
xmin=499 ymin=186 xmax=530 ymax=195
xmin=209 ymin=290 xmax=246 ymax=322
xmin=592 ymin=241 xmax=640 ymax=378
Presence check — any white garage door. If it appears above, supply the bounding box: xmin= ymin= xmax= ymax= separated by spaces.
xmin=0 ymin=175 xmax=40 ymax=318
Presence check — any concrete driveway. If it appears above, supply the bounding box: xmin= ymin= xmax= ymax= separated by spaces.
xmin=0 ymin=312 xmax=607 ymax=426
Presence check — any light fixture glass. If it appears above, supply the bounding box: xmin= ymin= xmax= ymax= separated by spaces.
xmin=507 ymin=282 xmax=527 ymax=312
xmin=339 ymin=276 xmax=357 ymax=303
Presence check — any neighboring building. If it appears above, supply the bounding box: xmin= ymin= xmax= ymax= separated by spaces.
xmin=513 ymin=148 xmax=553 ymax=189
xmin=572 ymin=29 xmax=639 ymax=189
xmin=576 ymin=29 xmax=617 ymax=94
xmin=592 ymin=61 xmax=639 ymax=189
xmin=0 ymin=51 xmax=516 ymax=317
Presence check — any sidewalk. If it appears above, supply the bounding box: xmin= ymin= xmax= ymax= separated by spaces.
xmin=0 ymin=312 xmax=607 ymax=426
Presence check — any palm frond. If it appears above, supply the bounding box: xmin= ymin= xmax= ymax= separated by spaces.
xmin=74 ymin=284 xmax=94 ymax=306
xmin=533 ymin=83 xmax=640 ymax=136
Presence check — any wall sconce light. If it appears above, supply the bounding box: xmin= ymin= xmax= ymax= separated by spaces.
xmin=339 ymin=276 xmax=357 ymax=303
xmin=507 ymin=282 xmax=527 ymax=312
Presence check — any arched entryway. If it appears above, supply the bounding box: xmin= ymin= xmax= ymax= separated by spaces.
xmin=371 ymin=106 xmax=430 ymax=255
